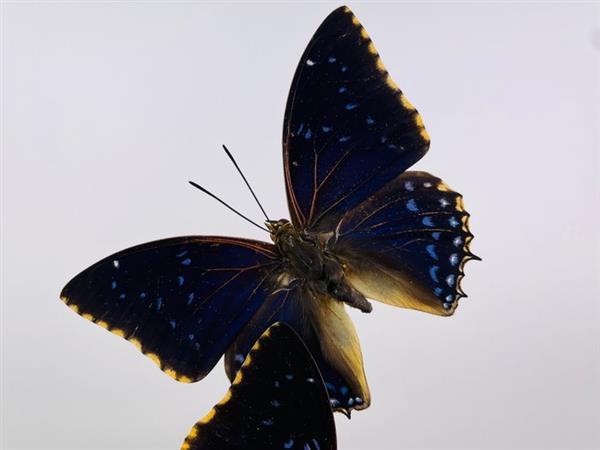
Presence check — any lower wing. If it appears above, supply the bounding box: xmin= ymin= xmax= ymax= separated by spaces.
xmin=334 ymin=171 xmax=479 ymax=316
xmin=224 ymin=286 xmax=370 ymax=416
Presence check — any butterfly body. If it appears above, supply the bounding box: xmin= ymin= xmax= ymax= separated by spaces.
xmin=268 ymin=219 xmax=372 ymax=313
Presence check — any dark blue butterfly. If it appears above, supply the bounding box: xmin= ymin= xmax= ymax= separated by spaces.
xmin=61 ymin=6 xmax=478 ymax=416
xmin=181 ymin=322 xmax=336 ymax=450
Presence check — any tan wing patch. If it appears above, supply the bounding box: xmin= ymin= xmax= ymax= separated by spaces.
xmin=308 ymin=295 xmax=371 ymax=409
xmin=344 ymin=260 xmax=451 ymax=316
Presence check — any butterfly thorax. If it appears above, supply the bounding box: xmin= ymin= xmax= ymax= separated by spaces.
xmin=267 ymin=219 xmax=372 ymax=313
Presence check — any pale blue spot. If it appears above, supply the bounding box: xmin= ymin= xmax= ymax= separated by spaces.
xmin=338 ymin=135 xmax=351 ymax=142
xmin=446 ymin=274 xmax=455 ymax=287
xmin=119 ymin=293 xmax=126 ymax=300
xmin=139 ymin=292 xmax=146 ymax=299
xmin=170 ymin=320 xmax=176 ymax=329
xmin=274 ymin=381 xmax=280 ymax=388
xmin=443 ymin=302 xmax=451 ymax=310
xmin=271 ymin=399 xmax=281 ymax=407
xmin=434 ymin=287 xmax=443 ymax=297
xmin=432 ymin=231 xmax=441 ymax=240
xmin=439 ymin=198 xmax=450 ymax=207
xmin=329 ymin=399 xmax=340 ymax=407
xmin=176 ymin=250 xmax=188 ymax=258
xmin=422 ymin=216 xmax=435 ymax=227
xmin=406 ymin=198 xmax=418 ymax=212
xmin=284 ymin=438 xmax=294 ymax=449
xmin=404 ymin=181 xmax=414 ymax=191
xmin=453 ymin=236 xmax=463 ymax=247
xmin=426 ymin=244 xmax=438 ymax=260
xmin=338 ymin=86 xmax=347 ymax=93
xmin=366 ymin=115 xmax=375 ymax=124
xmin=387 ymin=143 xmax=398 ymax=149
xmin=177 ymin=275 xmax=184 ymax=286
xmin=321 ymin=125 xmax=332 ymax=132
xmin=306 ymin=59 xmax=315 ymax=66
xmin=306 ymin=377 xmax=315 ymax=383
xmin=187 ymin=292 xmax=194 ymax=304
xmin=345 ymin=103 xmax=358 ymax=110
xmin=449 ymin=253 xmax=459 ymax=266
xmin=234 ymin=354 xmax=244 ymax=363
xmin=328 ymin=56 xmax=336 ymax=63
xmin=446 ymin=294 xmax=454 ymax=302
xmin=449 ymin=216 xmax=460 ymax=228
xmin=341 ymin=65 xmax=348 ymax=72
xmin=111 ymin=281 xmax=117 ymax=289
xmin=355 ymin=397 xmax=363 ymax=404
xmin=429 ymin=265 xmax=439 ymax=283
xmin=304 ymin=128 xmax=312 ymax=140
xmin=325 ymin=382 xmax=336 ymax=392
xmin=112 ymin=260 xmax=119 ymax=269
xmin=261 ymin=418 xmax=274 ymax=426
xmin=156 ymin=297 xmax=163 ymax=310
xmin=381 ymin=136 xmax=388 ymax=143
xmin=340 ymin=385 xmax=349 ymax=395
xmin=181 ymin=258 xmax=191 ymax=266
xmin=188 ymin=333 xmax=195 ymax=341
xmin=296 ymin=123 xmax=304 ymax=134
xmin=285 ymin=374 xmax=294 ymax=380
xmin=348 ymin=398 xmax=354 ymax=406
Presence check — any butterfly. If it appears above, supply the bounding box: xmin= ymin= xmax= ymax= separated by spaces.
xmin=181 ymin=322 xmax=336 ymax=450
xmin=60 ymin=5 xmax=478 ymax=416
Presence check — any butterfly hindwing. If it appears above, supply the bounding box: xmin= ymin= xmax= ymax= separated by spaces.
xmin=334 ymin=171 xmax=479 ymax=315
xmin=60 ymin=237 xmax=282 ymax=382
xmin=283 ymin=6 xmax=430 ymax=231
xmin=224 ymin=286 xmax=370 ymax=416
xmin=182 ymin=322 xmax=336 ymax=450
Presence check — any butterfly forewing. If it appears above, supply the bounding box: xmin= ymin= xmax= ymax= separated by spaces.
xmin=182 ymin=322 xmax=336 ymax=450
xmin=60 ymin=237 xmax=283 ymax=382
xmin=283 ymin=6 xmax=430 ymax=231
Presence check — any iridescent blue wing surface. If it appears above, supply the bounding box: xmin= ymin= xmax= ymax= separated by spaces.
xmin=60 ymin=237 xmax=283 ymax=382
xmin=225 ymin=286 xmax=370 ymax=416
xmin=182 ymin=322 xmax=336 ymax=450
xmin=283 ymin=6 xmax=430 ymax=231
xmin=334 ymin=172 xmax=479 ymax=315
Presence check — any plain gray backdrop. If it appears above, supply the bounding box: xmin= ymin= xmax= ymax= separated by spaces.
xmin=2 ymin=2 xmax=599 ymax=449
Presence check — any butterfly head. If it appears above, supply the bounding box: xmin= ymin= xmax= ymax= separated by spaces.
xmin=266 ymin=219 xmax=293 ymax=242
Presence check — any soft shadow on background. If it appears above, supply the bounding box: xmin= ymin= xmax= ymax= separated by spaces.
xmin=2 ymin=2 xmax=599 ymax=450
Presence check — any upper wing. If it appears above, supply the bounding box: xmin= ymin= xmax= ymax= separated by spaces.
xmin=182 ymin=322 xmax=336 ymax=450
xmin=60 ymin=236 xmax=282 ymax=382
xmin=283 ymin=6 xmax=430 ymax=231
xmin=334 ymin=172 xmax=479 ymax=316
xmin=224 ymin=286 xmax=370 ymax=416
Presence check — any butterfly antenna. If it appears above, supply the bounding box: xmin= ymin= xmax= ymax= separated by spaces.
xmin=188 ymin=181 xmax=269 ymax=233
xmin=221 ymin=145 xmax=271 ymax=221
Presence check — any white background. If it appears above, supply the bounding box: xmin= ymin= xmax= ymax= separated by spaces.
xmin=2 ymin=2 xmax=599 ymax=449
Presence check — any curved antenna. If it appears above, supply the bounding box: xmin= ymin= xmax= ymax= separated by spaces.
xmin=221 ymin=145 xmax=270 ymax=221
xmin=188 ymin=181 xmax=269 ymax=233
